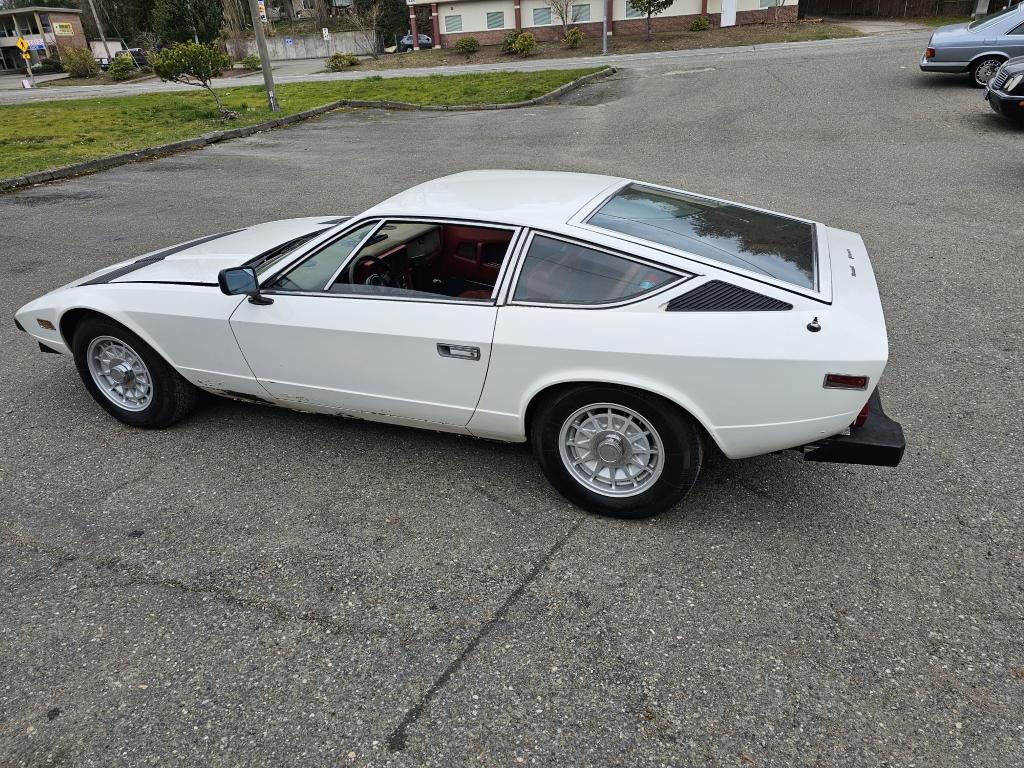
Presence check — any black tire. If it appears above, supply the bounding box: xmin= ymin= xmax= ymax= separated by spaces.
xmin=72 ymin=315 xmax=198 ymax=429
xmin=970 ymin=56 xmax=1005 ymax=88
xmin=530 ymin=385 xmax=703 ymax=520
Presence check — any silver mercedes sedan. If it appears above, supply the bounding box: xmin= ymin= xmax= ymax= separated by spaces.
xmin=920 ymin=2 xmax=1024 ymax=86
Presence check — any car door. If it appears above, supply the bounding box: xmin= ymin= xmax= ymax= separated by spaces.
xmin=227 ymin=218 xmax=516 ymax=428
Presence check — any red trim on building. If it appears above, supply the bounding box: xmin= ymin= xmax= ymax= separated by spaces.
xmin=514 ymin=2 xmax=522 ymax=31
xmin=409 ymin=6 xmax=420 ymax=49
xmin=607 ymin=0 xmax=614 ymax=34
xmin=700 ymin=0 xmax=708 ymax=14
xmin=431 ymin=2 xmax=440 ymax=43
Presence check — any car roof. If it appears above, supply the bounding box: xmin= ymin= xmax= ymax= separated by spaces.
xmin=363 ymin=170 xmax=626 ymax=229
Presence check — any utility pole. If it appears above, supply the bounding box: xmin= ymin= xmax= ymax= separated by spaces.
xmin=602 ymin=1 xmax=608 ymax=55
xmin=246 ymin=0 xmax=279 ymax=112
xmin=86 ymin=0 xmax=113 ymax=65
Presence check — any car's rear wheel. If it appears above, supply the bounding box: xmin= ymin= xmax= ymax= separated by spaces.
xmin=72 ymin=316 xmax=198 ymax=428
xmin=530 ymin=385 xmax=703 ymax=519
xmin=971 ymin=56 xmax=1004 ymax=87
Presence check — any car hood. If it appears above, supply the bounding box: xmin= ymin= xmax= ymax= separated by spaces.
xmin=1000 ymin=55 xmax=1024 ymax=74
xmin=67 ymin=216 xmax=345 ymax=288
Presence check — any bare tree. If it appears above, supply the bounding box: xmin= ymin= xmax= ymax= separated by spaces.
xmin=549 ymin=0 xmax=574 ymax=36
xmin=351 ymin=0 xmax=383 ymax=58
xmin=627 ymin=0 xmax=672 ymax=40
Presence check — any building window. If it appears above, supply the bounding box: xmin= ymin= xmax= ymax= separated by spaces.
xmin=532 ymin=6 xmax=552 ymax=24
xmin=571 ymin=3 xmax=590 ymax=21
xmin=624 ymin=0 xmax=642 ymax=17
xmin=444 ymin=14 xmax=463 ymax=32
xmin=486 ymin=10 xmax=504 ymax=28
xmin=759 ymin=0 xmax=782 ymax=7
xmin=40 ymin=14 xmax=51 ymax=33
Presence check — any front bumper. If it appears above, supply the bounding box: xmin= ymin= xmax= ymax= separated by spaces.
xmin=801 ymin=389 xmax=905 ymax=467
xmin=985 ymin=87 xmax=1024 ymax=122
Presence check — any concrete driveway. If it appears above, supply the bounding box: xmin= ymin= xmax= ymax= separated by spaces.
xmin=1 ymin=35 xmax=1022 ymax=768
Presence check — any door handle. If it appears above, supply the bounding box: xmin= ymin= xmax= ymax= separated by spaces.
xmin=437 ymin=343 xmax=481 ymax=361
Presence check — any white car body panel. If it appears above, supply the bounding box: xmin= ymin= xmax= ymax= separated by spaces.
xmin=15 ymin=171 xmax=895 ymax=462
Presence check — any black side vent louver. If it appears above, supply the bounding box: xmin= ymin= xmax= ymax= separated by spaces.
xmin=667 ymin=280 xmax=794 ymax=313
xmin=666 ymin=280 xmax=793 ymax=312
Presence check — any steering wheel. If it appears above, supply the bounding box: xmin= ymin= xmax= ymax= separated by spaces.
xmin=347 ymin=254 xmax=400 ymax=288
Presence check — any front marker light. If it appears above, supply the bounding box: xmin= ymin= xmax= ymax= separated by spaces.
xmin=1004 ymin=73 xmax=1023 ymax=92
xmin=36 ymin=319 xmax=55 ymax=330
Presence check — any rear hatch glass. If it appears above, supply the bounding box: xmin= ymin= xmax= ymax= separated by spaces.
xmin=587 ymin=183 xmax=818 ymax=290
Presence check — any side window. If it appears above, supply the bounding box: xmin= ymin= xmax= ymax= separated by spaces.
xmin=1010 ymin=21 xmax=1024 ymax=34
xmin=330 ymin=220 xmax=515 ymax=302
xmin=269 ymin=222 xmax=378 ymax=292
xmin=513 ymin=235 xmax=678 ymax=305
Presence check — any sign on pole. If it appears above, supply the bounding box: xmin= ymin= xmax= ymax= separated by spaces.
xmin=257 ymin=0 xmax=268 ymax=22
xmin=284 ymin=37 xmax=293 ymax=45
xmin=22 ymin=52 xmax=32 ymax=60
xmin=322 ymin=27 xmax=330 ymax=41
xmin=15 ymin=36 xmax=29 ymax=53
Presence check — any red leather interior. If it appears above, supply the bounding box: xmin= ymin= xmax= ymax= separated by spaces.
xmin=441 ymin=226 xmax=513 ymax=285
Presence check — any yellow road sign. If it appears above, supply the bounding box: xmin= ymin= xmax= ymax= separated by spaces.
xmin=22 ymin=52 xmax=32 ymax=60
xmin=15 ymin=36 xmax=29 ymax=53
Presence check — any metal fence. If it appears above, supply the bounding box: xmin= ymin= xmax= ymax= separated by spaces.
xmin=799 ymin=0 xmax=973 ymax=16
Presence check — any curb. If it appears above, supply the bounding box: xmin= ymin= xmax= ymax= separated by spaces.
xmin=0 ymin=67 xmax=615 ymax=193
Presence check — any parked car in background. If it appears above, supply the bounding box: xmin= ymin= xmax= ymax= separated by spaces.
xmin=14 ymin=171 xmax=905 ymax=519
xmin=920 ymin=2 xmax=1024 ymax=86
xmin=985 ymin=56 xmax=1024 ymax=122
xmin=397 ymin=33 xmax=433 ymax=52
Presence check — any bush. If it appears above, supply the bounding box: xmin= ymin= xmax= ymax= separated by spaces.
xmin=325 ymin=51 xmax=360 ymax=71
xmin=501 ymin=30 xmax=520 ymax=54
xmin=512 ymin=32 xmax=537 ymax=57
xmin=240 ymin=53 xmax=261 ymax=70
xmin=562 ymin=26 xmax=583 ymax=49
xmin=454 ymin=37 xmax=480 ymax=56
xmin=107 ymin=55 xmax=137 ymax=80
xmin=152 ymin=42 xmax=235 ymax=117
xmin=63 ymin=47 xmax=100 ymax=78
xmin=34 ymin=56 xmax=63 ymax=74
xmin=689 ymin=14 xmax=711 ymax=31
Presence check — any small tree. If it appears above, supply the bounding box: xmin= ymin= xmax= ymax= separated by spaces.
xmin=549 ymin=0 xmax=574 ymax=36
xmin=351 ymin=0 xmax=384 ymax=59
xmin=628 ymin=0 xmax=673 ymax=40
xmin=152 ymin=42 xmax=236 ymax=118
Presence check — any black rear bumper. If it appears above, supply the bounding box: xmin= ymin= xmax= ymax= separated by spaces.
xmin=802 ymin=389 xmax=905 ymax=467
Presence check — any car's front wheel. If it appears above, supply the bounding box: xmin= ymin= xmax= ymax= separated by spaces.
xmin=971 ymin=56 xmax=1005 ymax=87
xmin=530 ymin=385 xmax=703 ymax=519
xmin=72 ymin=316 xmax=199 ymax=429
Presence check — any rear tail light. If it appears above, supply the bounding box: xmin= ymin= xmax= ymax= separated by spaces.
xmin=853 ymin=400 xmax=871 ymax=428
xmin=925 ymin=47 xmax=935 ymax=59
xmin=824 ymin=373 xmax=869 ymax=390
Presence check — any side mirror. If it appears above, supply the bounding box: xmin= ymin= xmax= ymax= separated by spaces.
xmin=218 ymin=267 xmax=273 ymax=305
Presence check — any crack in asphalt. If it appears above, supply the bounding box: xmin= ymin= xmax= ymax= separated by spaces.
xmin=3 ymin=531 xmax=370 ymax=638
xmin=386 ymin=517 xmax=583 ymax=752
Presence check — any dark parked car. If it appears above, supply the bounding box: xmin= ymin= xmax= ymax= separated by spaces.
xmin=397 ymin=33 xmax=433 ymax=52
xmin=985 ymin=56 xmax=1024 ymax=123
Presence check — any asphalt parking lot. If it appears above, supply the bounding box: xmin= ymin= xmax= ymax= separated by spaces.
xmin=2 ymin=33 xmax=1022 ymax=767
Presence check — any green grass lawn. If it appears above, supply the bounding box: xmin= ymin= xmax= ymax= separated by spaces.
xmin=0 ymin=68 xmax=602 ymax=179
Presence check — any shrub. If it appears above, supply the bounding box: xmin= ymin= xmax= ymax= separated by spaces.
xmin=325 ymin=51 xmax=360 ymax=71
xmin=240 ymin=53 xmax=261 ymax=70
xmin=562 ymin=26 xmax=583 ymax=48
xmin=454 ymin=37 xmax=480 ymax=56
xmin=512 ymin=32 xmax=537 ymax=57
xmin=34 ymin=56 xmax=63 ymax=74
xmin=63 ymin=47 xmax=100 ymax=78
xmin=689 ymin=14 xmax=711 ymax=31
xmin=107 ymin=55 xmax=136 ymax=80
xmin=501 ymin=30 xmax=520 ymax=54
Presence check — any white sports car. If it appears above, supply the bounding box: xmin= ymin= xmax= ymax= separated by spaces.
xmin=15 ymin=171 xmax=905 ymax=518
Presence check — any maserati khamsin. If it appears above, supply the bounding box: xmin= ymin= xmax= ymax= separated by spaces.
xmin=15 ymin=171 xmax=905 ymax=518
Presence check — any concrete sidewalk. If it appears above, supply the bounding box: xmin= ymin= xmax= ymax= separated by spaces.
xmin=0 ymin=29 xmax=930 ymax=104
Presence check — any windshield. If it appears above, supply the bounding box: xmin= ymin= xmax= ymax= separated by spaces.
xmin=588 ymin=184 xmax=817 ymax=290
xmin=968 ymin=3 xmax=1020 ymax=30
